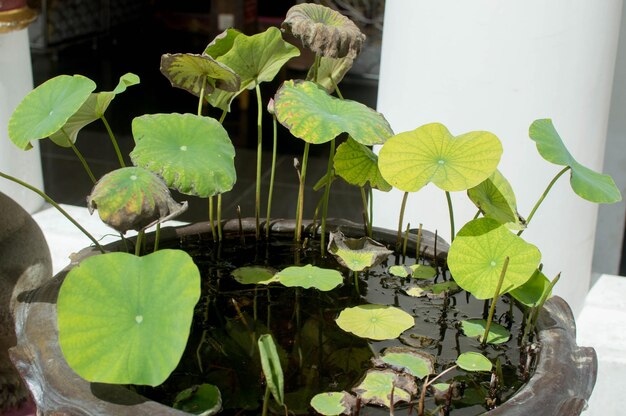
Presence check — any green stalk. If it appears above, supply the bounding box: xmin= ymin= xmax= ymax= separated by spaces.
xmin=261 ymin=384 xmax=271 ymax=416
xmin=153 ymin=223 xmax=161 ymax=252
xmin=208 ymin=197 xmax=217 ymax=241
xmin=295 ymin=143 xmax=310 ymax=241
xmin=415 ymin=223 xmax=423 ymax=260
xmin=368 ymin=187 xmax=373 ymax=237
xmin=0 ymin=171 xmax=104 ymax=253
xmin=320 ymin=138 xmax=336 ymax=255
xmin=265 ymin=114 xmax=278 ymax=238
xmin=482 ymin=256 xmax=510 ymax=346
xmin=518 ymin=166 xmax=570 ymax=236
xmin=197 ymin=76 xmax=207 ymax=116
xmin=64 ymin=130 xmax=96 ymax=184
xmin=135 ymin=230 xmax=145 ymax=256
xmin=255 ymin=84 xmax=263 ymax=239
xmin=402 ymin=222 xmax=410 ymax=258
xmin=219 ymin=109 xmax=228 ymax=124
xmin=100 ymin=115 xmax=125 ymax=168
xmin=445 ymin=191 xmax=455 ymax=242
xmin=360 ymin=187 xmax=371 ymax=237
xmin=217 ymin=193 xmax=223 ymax=241
xmin=396 ymin=191 xmax=409 ymax=250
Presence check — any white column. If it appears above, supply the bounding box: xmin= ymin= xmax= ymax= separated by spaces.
xmin=374 ymin=1 xmax=623 ymax=315
xmin=0 ymin=21 xmax=44 ymax=213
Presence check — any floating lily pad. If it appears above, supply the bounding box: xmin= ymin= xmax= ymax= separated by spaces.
xmin=258 ymin=334 xmax=284 ymax=406
xmin=307 ymin=55 xmax=354 ymax=93
xmin=87 ymin=167 xmax=186 ymax=233
xmin=231 ymin=266 xmax=278 ymax=285
xmin=173 ymin=384 xmax=222 ymax=415
xmin=410 ymin=264 xmax=437 ymax=279
xmin=425 ymin=281 xmax=460 ymax=296
xmin=274 ymin=80 xmax=393 ymax=146
xmin=282 ymin=3 xmax=365 ymax=59
xmin=447 ymin=218 xmax=541 ymax=299
xmin=405 ymin=287 xmax=425 ymax=298
xmin=131 ymin=113 xmax=236 ymax=197
xmin=336 ymin=304 xmax=414 ymax=340
xmin=57 ymin=250 xmax=200 ymax=386
xmin=389 ymin=265 xmax=410 ymax=278
xmin=468 ymin=170 xmax=524 ymax=229
xmin=529 ymin=119 xmax=621 ymax=203
xmin=460 ymin=319 xmax=510 ymax=344
xmin=509 ymin=268 xmax=551 ymax=307
xmin=328 ymin=230 xmax=393 ymax=272
xmin=432 ymin=383 xmax=451 ymax=392
xmin=9 ymin=74 xmax=96 ymax=149
xmin=203 ymin=27 xmax=300 ymax=111
xmin=352 ymin=369 xmax=416 ymax=408
xmin=376 ymin=347 xmax=435 ymax=379
xmin=275 ymin=264 xmax=343 ymax=291
xmin=334 ymin=137 xmax=392 ymax=191
xmin=378 ymin=122 xmax=502 ymax=192
xmin=456 ymin=352 xmax=492 ymax=372
xmin=310 ymin=392 xmax=355 ymax=416
xmin=49 ymin=73 xmax=140 ymax=147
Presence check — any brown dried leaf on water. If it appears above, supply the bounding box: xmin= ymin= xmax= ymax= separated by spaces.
xmin=328 ymin=230 xmax=393 ymax=272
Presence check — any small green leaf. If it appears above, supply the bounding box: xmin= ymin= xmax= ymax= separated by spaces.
xmin=231 ymin=266 xmax=278 ymax=285
xmin=426 ymin=281 xmax=460 ymax=295
xmin=334 ymin=138 xmax=392 ymax=191
xmin=468 ymin=170 xmax=525 ymax=229
xmin=378 ymin=347 xmax=435 ymax=379
xmin=131 ymin=113 xmax=236 ymax=197
xmin=310 ymin=392 xmax=355 ymax=416
xmin=57 ymin=250 xmax=200 ymax=386
xmin=529 ymin=119 xmax=621 ymax=203
xmin=352 ymin=369 xmax=415 ymax=408
xmin=307 ymin=55 xmax=355 ymax=93
xmin=274 ymin=80 xmax=393 ymax=145
xmin=173 ymin=384 xmax=222 ymax=415
xmin=328 ymin=231 xmax=392 ymax=272
xmin=336 ymin=304 xmax=414 ymax=340
xmin=410 ymin=264 xmax=437 ymax=279
xmin=432 ymin=383 xmax=450 ymax=392
xmin=258 ymin=334 xmax=284 ymax=406
xmin=405 ymin=287 xmax=425 ymax=297
xmin=275 ymin=264 xmax=343 ymax=291
xmin=389 ymin=265 xmax=410 ymax=278
xmin=460 ymin=319 xmax=510 ymax=344
xmin=509 ymin=268 xmax=551 ymax=307
xmin=9 ymin=74 xmax=96 ymax=149
xmin=456 ymin=352 xmax=492 ymax=372
xmin=447 ymin=218 xmax=541 ymax=299
xmin=378 ymin=122 xmax=502 ymax=192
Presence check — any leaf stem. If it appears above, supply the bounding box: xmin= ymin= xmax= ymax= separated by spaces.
xmin=368 ymin=186 xmax=373 ymax=237
xmin=100 ymin=115 xmax=125 ymax=168
xmin=255 ymin=84 xmax=264 ymax=239
xmin=320 ymin=138 xmax=336 ymax=256
xmin=65 ymin=130 xmax=96 ymax=184
xmin=209 ymin=196 xmax=217 ymax=241
xmin=295 ymin=143 xmax=310 ymax=242
xmin=134 ymin=229 xmax=145 ymax=256
xmin=153 ymin=223 xmax=160 ymax=252
xmin=266 ymin=114 xmax=278 ymax=238
xmin=197 ymin=76 xmax=207 ymax=116
xmin=0 ymin=171 xmax=104 ymax=253
xmin=217 ymin=193 xmax=223 ymax=241
xmin=360 ymin=187 xmax=371 ymax=237
xmin=445 ymin=191 xmax=455 ymax=242
xmin=396 ymin=191 xmax=409 ymax=250
xmin=482 ymin=256 xmax=510 ymax=346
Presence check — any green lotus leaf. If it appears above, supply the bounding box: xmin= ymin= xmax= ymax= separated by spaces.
xmin=130 ymin=113 xmax=236 ymax=197
xmin=203 ymin=27 xmax=300 ymax=111
xmin=282 ymin=3 xmax=365 ymax=59
xmin=509 ymin=268 xmax=551 ymax=307
xmin=389 ymin=265 xmax=410 ymax=278
xmin=173 ymin=384 xmax=222 ymax=415
xmin=432 ymin=383 xmax=451 ymax=392
xmin=336 ymin=304 xmax=414 ymax=340
xmin=231 ymin=266 xmax=278 ymax=285
xmin=307 ymin=55 xmax=354 ymax=93
xmin=447 ymin=218 xmax=541 ymax=299
xmin=460 ymin=319 xmax=510 ymax=344
xmin=310 ymin=392 xmax=355 ymax=416
xmin=258 ymin=334 xmax=284 ymax=406
xmin=9 ymin=74 xmax=96 ymax=149
xmin=377 ymin=347 xmax=435 ymax=379
xmin=334 ymin=137 xmax=392 ymax=191
xmin=275 ymin=264 xmax=343 ymax=291
xmin=468 ymin=170 xmax=525 ymax=229
xmin=378 ymin=122 xmax=503 ymax=192
xmin=529 ymin=119 xmax=621 ymax=203
xmin=274 ymin=80 xmax=393 ymax=145
xmin=352 ymin=369 xmax=415 ymax=408
xmin=57 ymin=250 xmax=200 ymax=386
xmin=456 ymin=352 xmax=492 ymax=372
xmin=87 ymin=167 xmax=186 ymax=233
xmin=425 ymin=281 xmax=460 ymax=296
xmin=328 ymin=230 xmax=392 ymax=272
xmin=49 ymin=73 xmax=140 ymax=147
xmin=410 ymin=264 xmax=437 ymax=279
xmin=405 ymin=287 xmax=425 ymax=297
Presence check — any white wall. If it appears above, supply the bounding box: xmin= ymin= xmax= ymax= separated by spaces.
xmin=374 ymin=1 xmax=623 ymax=315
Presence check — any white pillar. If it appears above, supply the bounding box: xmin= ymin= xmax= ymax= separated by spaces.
xmin=0 ymin=11 xmax=44 ymax=214
xmin=375 ymin=1 xmax=623 ymax=315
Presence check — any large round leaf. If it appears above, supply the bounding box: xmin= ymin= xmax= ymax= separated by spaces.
xmin=57 ymin=250 xmax=201 ymax=386
xmin=282 ymin=3 xmax=365 ymax=59
xmin=275 ymin=264 xmax=343 ymax=291
xmin=529 ymin=119 xmax=621 ymax=203
xmin=447 ymin=218 xmax=541 ymax=299
xmin=468 ymin=170 xmax=524 ymax=229
xmin=336 ymin=304 xmax=414 ymax=340
xmin=8 ymin=75 xmax=96 ymax=149
xmin=87 ymin=167 xmax=186 ymax=233
xmin=334 ymin=137 xmax=392 ymax=191
xmin=378 ymin=123 xmax=502 ymax=192
xmin=274 ymin=80 xmax=393 ymax=145
xmin=130 ymin=113 xmax=236 ymax=197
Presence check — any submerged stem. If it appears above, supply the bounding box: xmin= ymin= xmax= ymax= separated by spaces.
xmin=320 ymin=138 xmax=336 ymax=256
xmin=100 ymin=115 xmax=125 ymax=168
xmin=482 ymin=256 xmax=510 ymax=346
xmin=217 ymin=193 xmax=223 ymax=241
xmin=208 ymin=196 xmax=217 ymax=241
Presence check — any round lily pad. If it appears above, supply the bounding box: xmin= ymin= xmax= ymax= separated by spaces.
xmin=405 ymin=287 xmax=425 ymax=298
xmin=131 ymin=113 xmax=236 ymax=197
xmin=410 ymin=264 xmax=437 ymax=279
xmin=460 ymin=319 xmax=510 ymax=344
xmin=389 ymin=265 xmax=410 ymax=278
xmin=57 ymin=250 xmax=201 ymax=386
xmin=334 ymin=137 xmax=392 ymax=191
xmin=447 ymin=218 xmax=541 ymax=299
xmin=9 ymin=74 xmax=96 ymax=149
xmin=378 ymin=122 xmax=502 ymax=192
xmin=336 ymin=304 xmax=414 ymax=340
xmin=456 ymin=352 xmax=493 ymax=372
xmin=352 ymin=369 xmax=415 ymax=408
xmin=173 ymin=384 xmax=222 ymax=415
xmin=378 ymin=347 xmax=435 ymax=379
xmin=310 ymin=391 xmax=355 ymax=416
xmin=275 ymin=264 xmax=343 ymax=291
xmin=231 ymin=266 xmax=278 ymax=285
